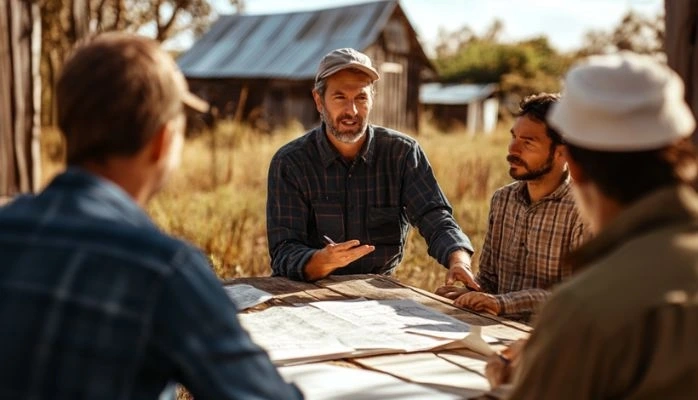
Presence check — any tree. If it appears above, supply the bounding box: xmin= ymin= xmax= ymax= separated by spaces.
xmin=39 ymin=0 xmax=224 ymax=125
xmin=578 ymin=10 xmax=664 ymax=57
xmin=432 ymin=21 xmax=571 ymax=105
xmin=1 ymin=0 xmax=42 ymax=200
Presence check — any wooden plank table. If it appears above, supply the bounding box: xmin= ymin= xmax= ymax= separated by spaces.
xmin=225 ymin=274 xmax=530 ymax=399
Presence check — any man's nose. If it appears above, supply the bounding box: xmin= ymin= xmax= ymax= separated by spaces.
xmin=508 ymin=139 xmax=522 ymax=154
xmin=344 ymin=100 xmax=358 ymax=115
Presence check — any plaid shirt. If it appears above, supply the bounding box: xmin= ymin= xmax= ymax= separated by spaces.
xmin=478 ymin=174 xmax=587 ymax=320
xmin=0 ymin=169 xmax=301 ymax=400
xmin=267 ymin=124 xmax=473 ymax=281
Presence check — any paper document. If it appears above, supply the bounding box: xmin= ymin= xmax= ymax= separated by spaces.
xmin=224 ymin=284 xmax=273 ymax=310
xmin=239 ymin=299 xmax=495 ymax=365
xmin=280 ymin=363 xmax=461 ymax=400
xmin=238 ymin=306 xmax=356 ymax=364
xmin=355 ymin=352 xmax=491 ymax=397
xmin=311 ymin=299 xmax=474 ymax=339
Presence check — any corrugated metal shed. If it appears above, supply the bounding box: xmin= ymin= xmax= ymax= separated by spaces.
xmin=420 ymin=83 xmax=498 ymax=105
xmin=178 ymin=0 xmax=405 ymax=79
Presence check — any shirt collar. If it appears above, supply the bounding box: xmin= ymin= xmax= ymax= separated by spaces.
xmin=568 ymin=184 xmax=698 ymax=271
xmin=316 ymin=123 xmax=376 ymax=167
xmin=45 ymin=167 xmax=157 ymax=229
xmin=514 ymin=170 xmax=572 ymax=205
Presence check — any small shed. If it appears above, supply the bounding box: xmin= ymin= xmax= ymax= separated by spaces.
xmin=177 ymin=0 xmax=434 ymax=133
xmin=420 ymin=83 xmax=499 ymax=134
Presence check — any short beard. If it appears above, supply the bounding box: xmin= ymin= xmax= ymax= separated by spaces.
xmin=507 ymin=147 xmax=555 ymax=181
xmin=320 ymin=105 xmax=367 ymax=144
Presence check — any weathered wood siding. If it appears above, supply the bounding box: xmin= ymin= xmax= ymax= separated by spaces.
xmin=0 ymin=0 xmax=41 ymax=196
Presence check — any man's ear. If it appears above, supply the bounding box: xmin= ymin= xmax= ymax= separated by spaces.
xmin=148 ymin=123 xmax=171 ymax=164
xmin=562 ymin=146 xmax=589 ymax=184
xmin=312 ymin=89 xmax=323 ymax=113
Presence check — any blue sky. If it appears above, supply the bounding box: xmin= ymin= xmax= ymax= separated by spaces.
xmin=208 ymin=0 xmax=663 ymax=53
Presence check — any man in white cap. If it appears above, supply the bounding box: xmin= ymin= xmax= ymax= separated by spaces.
xmin=0 ymin=33 xmax=302 ymax=399
xmin=267 ymin=48 xmax=477 ymax=286
xmin=485 ymin=51 xmax=698 ymax=399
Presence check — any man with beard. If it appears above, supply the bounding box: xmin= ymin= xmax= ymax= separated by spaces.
xmin=485 ymin=51 xmax=698 ymax=400
xmin=266 ymin=48 xmax=477 ymax=285
xmin=436 ymin=93 xmax=587 ymax=321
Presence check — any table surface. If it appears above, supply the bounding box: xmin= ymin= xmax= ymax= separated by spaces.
xmin=226 ymin=274 xmax=531 ymax=399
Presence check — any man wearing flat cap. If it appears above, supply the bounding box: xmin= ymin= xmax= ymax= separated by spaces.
xmin=485 ymin=51 xmax=698 ymax=399
xmin=0 ymin=33 xmax=302 ymax=399
xmin=266 ymin=48 xmax=477 ymax=286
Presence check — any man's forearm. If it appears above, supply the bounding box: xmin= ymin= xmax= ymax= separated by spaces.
xmin=270 ymin=242 xmax=315 ymax=281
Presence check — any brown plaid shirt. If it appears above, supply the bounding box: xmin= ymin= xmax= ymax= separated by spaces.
xmin=267 ymin=124 xmax=473 ymax=281
xmin=478 ymin=174 xmax=587 ymax=320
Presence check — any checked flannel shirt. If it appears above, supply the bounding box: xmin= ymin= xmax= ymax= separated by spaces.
xmin=267 ymin=124 xmax=473 ymax=281
xmin=0 ymin=169 xmax=301 ymax=400
xmin=477 ymin=174 xmax=588 ymax=321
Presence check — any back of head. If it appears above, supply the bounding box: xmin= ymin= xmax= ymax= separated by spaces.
xmin=57 ymin=33 xmax=189 ymax=165
xmin=549 ymin=51 xmax=698 ymax=203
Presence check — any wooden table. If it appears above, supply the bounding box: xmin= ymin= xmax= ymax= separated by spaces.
xmin=226 ymin=274 xmax=530 ymax=399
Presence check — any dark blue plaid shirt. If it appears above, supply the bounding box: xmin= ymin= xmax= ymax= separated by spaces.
xmin=267 ymin=124 xmax=473 ymax=281
xmin=0 ymin=169 xmax=301 ymax=400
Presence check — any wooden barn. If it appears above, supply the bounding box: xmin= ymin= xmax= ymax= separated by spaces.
xmin=177 ymin=0 xmax=434 ymax=133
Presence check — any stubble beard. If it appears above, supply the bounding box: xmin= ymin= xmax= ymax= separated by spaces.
xmin=507 ymin=149 xmax=555 ymax=181
xmin=321 ymin=107 xmax=368 ymax=144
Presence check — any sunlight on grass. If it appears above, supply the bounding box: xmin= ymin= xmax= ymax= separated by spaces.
xmin=41 ymin=119 xmax=512 ymax=292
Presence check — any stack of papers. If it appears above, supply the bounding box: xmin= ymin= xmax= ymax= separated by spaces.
xmin=238 ymin=299 xmax=495 ymax=365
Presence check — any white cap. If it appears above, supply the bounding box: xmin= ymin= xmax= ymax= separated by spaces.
xmin=549 ymin=51 xmax=695 ymax=151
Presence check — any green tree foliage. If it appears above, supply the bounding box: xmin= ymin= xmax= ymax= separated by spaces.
xmin=433 ymin=21 xmax=572 ymax=106
xmin=578 ymin=10 xmax=664 ymax=57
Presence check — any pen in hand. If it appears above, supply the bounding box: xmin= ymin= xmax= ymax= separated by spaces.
xmin=322 ymin=235 xmax=336 ymax=245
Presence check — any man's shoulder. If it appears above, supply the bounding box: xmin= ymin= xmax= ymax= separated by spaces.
xmin=371 ymin=125 xmax=418 ymax=148
xmin=272 ymin=128 xmax=317 ymax=162
xmin=0 ymin=196 xmax=205 ymax=276
xmin=491 ymin=181 xmax=523 ymax=202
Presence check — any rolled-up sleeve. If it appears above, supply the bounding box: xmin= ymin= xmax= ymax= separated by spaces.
xmin=402 ymin=144 xmax=473 ymax=267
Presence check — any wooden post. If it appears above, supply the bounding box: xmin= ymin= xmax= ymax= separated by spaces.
xmin=665 ymin=0 xmax=698 ymax=145
xmin=0 ymin=0 xmax=42 ymax=197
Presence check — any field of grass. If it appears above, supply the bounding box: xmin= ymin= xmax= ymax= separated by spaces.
xmin=42 ymin=120 xmax=512 ymax=292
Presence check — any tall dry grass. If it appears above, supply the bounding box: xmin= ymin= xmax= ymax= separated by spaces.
xmin=41 ymin=120 xmax=512 ymax=292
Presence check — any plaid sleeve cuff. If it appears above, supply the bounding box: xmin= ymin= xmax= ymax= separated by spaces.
xmin=496 ymin=289 xmax=551 ymax=316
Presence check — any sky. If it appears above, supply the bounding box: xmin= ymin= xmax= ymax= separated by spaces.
xmin=208 ymin=0 xmax=663 ymax=54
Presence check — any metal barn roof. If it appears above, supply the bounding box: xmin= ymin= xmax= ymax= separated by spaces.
xmin=178 ymin=1 xmax=403 ymax=80
xmin=420 ymin=83 xmax=498 ymax=105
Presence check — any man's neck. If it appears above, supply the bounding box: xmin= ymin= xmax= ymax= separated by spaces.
xmin=80 ymin=159 xmax=154 ymax=207
xmin=525 ymin=167 xmax=567 ymax=203
xmin=325 ymin=130 xmax=367 ymax=162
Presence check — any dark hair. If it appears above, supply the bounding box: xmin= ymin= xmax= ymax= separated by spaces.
xmin=57 ymin=33 xmax=186 ymax=165
xmin=566 ymin=138 xmax=698 ymax=204
xmin=518 ymin=93 xmax=562 ymax=146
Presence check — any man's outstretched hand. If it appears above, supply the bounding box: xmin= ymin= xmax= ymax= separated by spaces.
xmin=304 ymin=239 xmax=375 ymax=281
